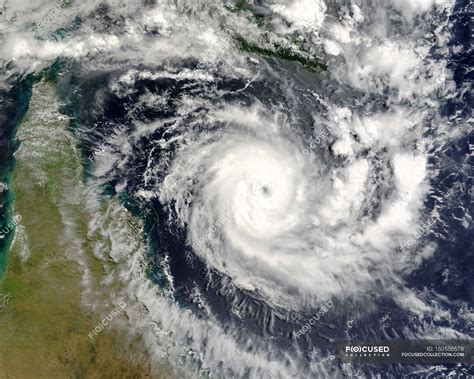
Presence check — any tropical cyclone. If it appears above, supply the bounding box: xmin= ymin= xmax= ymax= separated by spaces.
xmin=158 ymin=103 xmax=427 ymax=310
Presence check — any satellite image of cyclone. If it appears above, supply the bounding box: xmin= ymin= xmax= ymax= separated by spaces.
xmin=0 ymin=0 xmax=472 ymax=378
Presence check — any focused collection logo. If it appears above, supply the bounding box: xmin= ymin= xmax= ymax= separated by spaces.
xmin=344 ymin=345 xmax=390 ymax=356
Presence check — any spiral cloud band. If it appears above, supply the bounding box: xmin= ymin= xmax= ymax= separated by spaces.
xmin=158 ymin=105 xmax=425 ymax=310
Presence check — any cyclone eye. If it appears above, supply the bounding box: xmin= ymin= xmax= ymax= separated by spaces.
xmin=260 ymin=185 xmax=271 ymax=196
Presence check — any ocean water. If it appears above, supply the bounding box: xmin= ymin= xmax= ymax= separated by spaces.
xmin=0 ymin=0 xmax=472 ymax=377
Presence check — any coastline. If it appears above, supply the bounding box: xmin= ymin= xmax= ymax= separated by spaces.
xmin=0 ymin=79 xmax=173 ymax=378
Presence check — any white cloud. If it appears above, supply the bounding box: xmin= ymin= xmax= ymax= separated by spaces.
xmin=271 ymin=0 xmax=326 ymax=32
xmin=390 ymin=0 xmax=452 ymax=16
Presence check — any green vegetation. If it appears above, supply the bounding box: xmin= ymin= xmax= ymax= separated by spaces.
xmin=224 ymin=1 xmax=327 ymax=71
xmin=235 ymin=35 xmax=327 ymax=72
xmin=234 ymin=0 xmax=253 ymax=12
xmin=226 ymin=0 xmax=265 ymax=26
xmin=50 ymin=16 xmax=83 ymax=41
xmin=0 ymin=81 xmax=172 ymax=378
